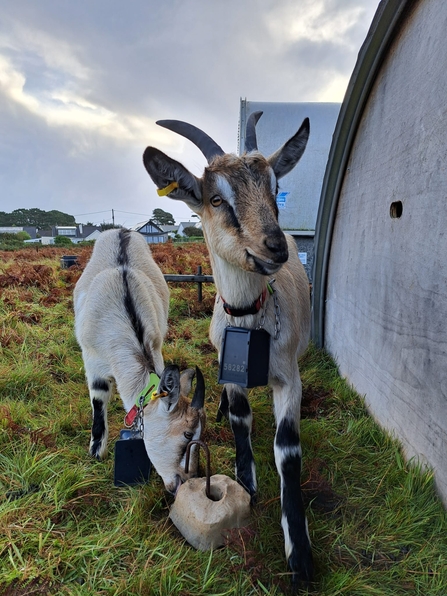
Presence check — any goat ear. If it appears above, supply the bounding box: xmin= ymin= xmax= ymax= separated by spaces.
xmin=143 ymin=146 xmax=203 ymax=211
xmin=158 ymin=364 xmax=181 ymax=411
xmin=268 ymin=117 xmax=310 ymax=180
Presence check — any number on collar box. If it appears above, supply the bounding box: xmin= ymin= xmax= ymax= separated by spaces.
xmin=218 ymin=327 xmax=270 ymax=388
xmin=114 ymin=432 xmax=151 ymax=487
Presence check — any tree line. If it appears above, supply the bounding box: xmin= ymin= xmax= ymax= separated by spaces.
xmin=0 ymin=208 xmax=179 ymax=229
xmin=0 ymin=209 xmax=76 ymax=228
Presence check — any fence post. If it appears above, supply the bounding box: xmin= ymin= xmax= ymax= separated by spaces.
xmin=197 ymin=266 xmax=203 ymax=303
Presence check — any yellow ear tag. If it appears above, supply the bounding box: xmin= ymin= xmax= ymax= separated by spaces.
xmin=151 ymin=390 xmax=168 ymax=401
xmin=157 ymin=181 xmax=178 ymax=196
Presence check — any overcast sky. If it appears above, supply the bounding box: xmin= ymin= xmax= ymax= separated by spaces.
xmin=0 ymin=0 xmax=380 ymax=227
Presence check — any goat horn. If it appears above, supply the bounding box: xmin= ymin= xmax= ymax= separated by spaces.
xmin=156 ymin=120 xmax=225 ymax=164
xmin=245 ymin=111 xmax=263 ymax=152
xmin=191 ymin=366 xmax=205 ymax=409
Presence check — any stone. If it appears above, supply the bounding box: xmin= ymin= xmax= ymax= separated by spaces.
xmin=169 ymin=474 xmax=251 ymax=550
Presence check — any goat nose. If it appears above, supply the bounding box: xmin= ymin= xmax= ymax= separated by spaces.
xmin=171 ymin=474 xmax=183 ymax=496
xmin=264 ymin=234 xmax=288 ymax=261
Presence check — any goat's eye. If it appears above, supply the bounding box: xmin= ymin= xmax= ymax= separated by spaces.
xmin=184 ymin=431 xmax=194 ymax=441
xmin=210 ymin=195 xmax=223 ymax=207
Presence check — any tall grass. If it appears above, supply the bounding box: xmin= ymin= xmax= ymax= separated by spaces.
xmin=1 ymin=245 xmax=446 ymax=595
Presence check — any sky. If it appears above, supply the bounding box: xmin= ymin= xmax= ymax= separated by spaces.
xmin=0 ymin=0 xmax=380 ymax=228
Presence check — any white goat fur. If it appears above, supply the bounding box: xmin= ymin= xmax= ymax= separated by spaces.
xmin=74 ymin=228 xmax=204 ymax=494
xmin=142 ymin=115 xmax=313 ymax=585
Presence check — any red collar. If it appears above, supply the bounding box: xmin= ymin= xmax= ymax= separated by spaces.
xmin=222 ymin=286 xmax=268 ymax=317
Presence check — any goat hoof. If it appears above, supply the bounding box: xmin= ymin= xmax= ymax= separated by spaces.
xmin=89 ymin=442 xmax=106 ymax=461
xmin=288 ymin=546 xmax=314 ymax=591
xmin=236 ymin=476 xmax=256 ymax=500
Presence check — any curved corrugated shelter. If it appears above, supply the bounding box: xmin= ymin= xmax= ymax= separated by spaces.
xmin=313 ymin=0 xmax=447 ymax=504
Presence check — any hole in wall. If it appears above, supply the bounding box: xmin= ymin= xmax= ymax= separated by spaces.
xmin=390 ymin=201 xmax=403 ymax=219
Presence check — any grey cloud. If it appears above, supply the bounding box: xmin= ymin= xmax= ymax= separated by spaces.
xmin=0 ymin=0 xmax=380 ymax=225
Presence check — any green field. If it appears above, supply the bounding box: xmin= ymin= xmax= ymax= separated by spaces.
xmin=1 ymin=246 xmax=446 ymax=595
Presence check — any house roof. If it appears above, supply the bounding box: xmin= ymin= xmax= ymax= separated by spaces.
xmin=178 ymin=221 xmax=200 ymax=228
xmin=130 ymin=220 xmax=166 ymax=234
xmin=78 ymin=225 xmax=101 ymax=238
xmin=0 ymin=226 xmax=38 ymax=238
xmin=83 ymin=230 xmax=102 ymax=241
xmin=35 ymin=225 xmax=101 ymax=239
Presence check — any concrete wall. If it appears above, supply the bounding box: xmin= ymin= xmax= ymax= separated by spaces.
xmin=313 ymin=0 xmax=447 ymax=505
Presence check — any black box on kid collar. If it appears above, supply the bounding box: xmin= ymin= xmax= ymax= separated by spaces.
xmin=218 ymin=327 xmax=270 ymax=388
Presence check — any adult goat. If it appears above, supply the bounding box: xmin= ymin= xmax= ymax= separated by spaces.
xmin=143 ymin=113 xmax=312 ymax=585
xmin=74 ymin=228 xmax=205 ymax=494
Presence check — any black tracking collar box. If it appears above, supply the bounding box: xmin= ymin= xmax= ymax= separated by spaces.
xmin=218 ymin=327 xmax=270 ymax=388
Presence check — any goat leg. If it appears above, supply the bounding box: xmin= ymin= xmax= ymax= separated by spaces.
xmin=275 ymin=416 xmax=314 ymax=587
xmin=216 ymin=386 xmax=229 ymax=422
xmin=227 ymin=384 xmax=257 ymax=499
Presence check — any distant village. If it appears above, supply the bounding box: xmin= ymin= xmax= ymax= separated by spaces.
xmin=0 ymin=219 xmax=203 ymax=245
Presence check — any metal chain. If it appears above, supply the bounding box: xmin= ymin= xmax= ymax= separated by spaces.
xmin=257 ymin=279 xmax=281 ymax=340
xmin=132 ymin=394 xmax=145 ymax=438
xmin=272 ymin=284 xmax=281 ymax=340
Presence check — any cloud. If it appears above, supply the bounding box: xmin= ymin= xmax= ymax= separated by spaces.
xmin=0 ymin=47 xmax=168 ymax=153
xmin=267 ymin=0 xmax=364 ymax=48
xmin=0 ymin=0 xmax=380 ymax=225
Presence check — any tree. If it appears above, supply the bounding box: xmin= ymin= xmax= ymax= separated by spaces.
xmin=16 ymin=231 xmax=31 ymax=241
xmin=182 ymin=226 xmax=204 ymax=238
xmin=152 ymin=208 xmax=175 ymax=226
xmin=0 ymin=232 xmax=30 ymax=250
xmin=54 ymin=236 xmax=73 ymax=246
xmin=0 ymin=208 xmax=76 ymax=228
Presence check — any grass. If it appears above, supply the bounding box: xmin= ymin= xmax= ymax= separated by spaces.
xmin=1 ymin=244 xmax=447 ymax=595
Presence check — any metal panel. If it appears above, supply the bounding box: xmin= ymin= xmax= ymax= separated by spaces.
xmin=239 ymin=100 xmax=340 ymax=232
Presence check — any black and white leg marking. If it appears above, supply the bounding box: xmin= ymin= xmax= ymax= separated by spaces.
xmin=89 ymin=378 xmax=112 ymax=460
xmin=274 ymin=417 xmax=313 ymax=586
xmin=216 ymin=386 xmax=229 ymax=422
xmin=227 ymin=384 xmax=257 ymax=498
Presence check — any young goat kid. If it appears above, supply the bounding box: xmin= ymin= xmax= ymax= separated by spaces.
xmin=143 ymin=113 xmax=313 ymax=586
xmin=74 ymin=228 xmax=205 ymax=494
